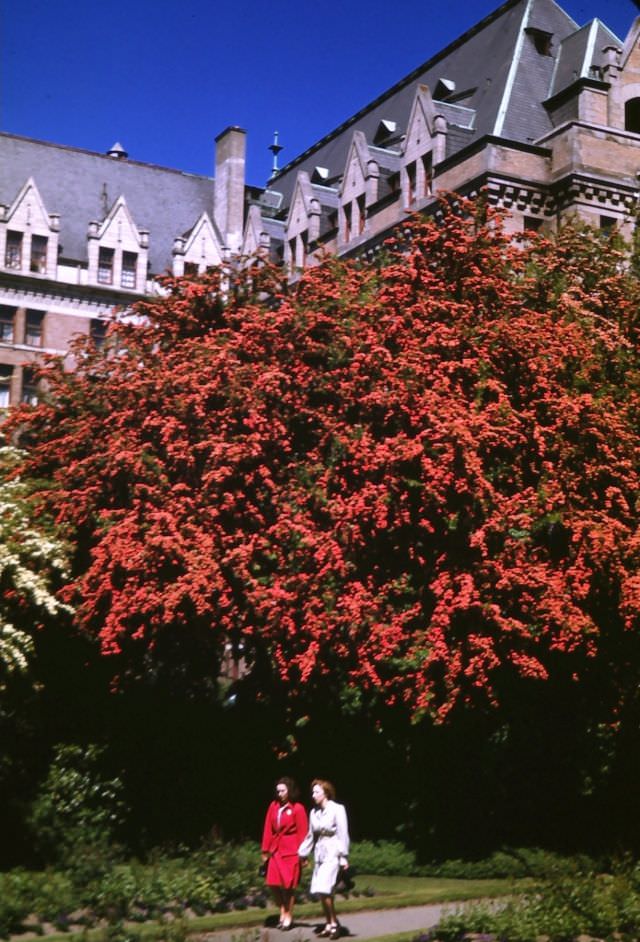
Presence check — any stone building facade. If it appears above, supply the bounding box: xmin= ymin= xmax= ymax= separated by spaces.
xmin=2 ymin=0 xmax=640 ymax=403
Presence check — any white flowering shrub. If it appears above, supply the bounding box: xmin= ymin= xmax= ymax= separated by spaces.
xmin=0 ymin=446 xmax=72 ymax=688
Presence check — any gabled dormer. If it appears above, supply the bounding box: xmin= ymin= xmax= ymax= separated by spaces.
xmin=544 ymin=20 xmax=619 ymax=128
xmin=339 ymin=131 xmax=380 ymax=245
xmin=242 ymin=203 xmax=272 ymax=261
xmin=87 ymin=195 xmax=149 ymax=292
xmin=402 ymin=85 xmax=447 ymax=209
xmin=172 ymin=211 xmax=224 ymax=276
xmin=286 ymin=172 xmax=322 ymax=271
xmin=0 ymin=178 xmax=60 ymax=279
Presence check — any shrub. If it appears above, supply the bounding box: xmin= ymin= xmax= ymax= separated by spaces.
xmin=418 ymin=847 xmax=594 ymax=879
xmin=432 ymin=856 xmax=640 ymax=942
xmin=350 ymin=840 xmax=419 ymax=876
xmin=27 ymin=743 xmax=127 ymax=873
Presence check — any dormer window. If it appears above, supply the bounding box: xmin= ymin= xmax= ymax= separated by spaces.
xmin=374 ymin=120 xmax=398 ymax=146
xmin=30 ymin=235 xmax=48 ymax=273
xmin=434 ymin=78 xmax=456 ymax=101
xmin=407 ymin=162 xmax=417 ymax=206
xmin=97 ymin=247 xmax=114 ymax=285
xmin=423 ymin=153 xmax=433 ymax=197
xmin=87 ymin=195 xmax=148 ymax=291
xmin=357 ymin=195 xmax=366 ymax=235
xmin=311 ymin=167 xmax=330 ymax=184
xmin=1 ymin=180 xmax=59 ymax=280
xmin=5 ymin=231 xmax=22 ymax=270
xmin=121 ymin=251 xmax=137 ymax=289
xmin=343 ymin=202 xmax=352 ymax=242
xmin=525 ymin=27 xmax=553 ymax=56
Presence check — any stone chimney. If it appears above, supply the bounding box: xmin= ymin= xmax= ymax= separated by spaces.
xmin=214 ymin=126 xmax=246 ymax=253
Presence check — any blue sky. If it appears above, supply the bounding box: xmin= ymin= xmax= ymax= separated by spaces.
xmin=1 ymin=0 xmax=638 ymax=187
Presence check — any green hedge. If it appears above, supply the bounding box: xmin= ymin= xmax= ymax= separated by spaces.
xmin=0 ymin=844 xmax=266 ymax=938
xmin=432 ymin=856 xmax=640 ymax=942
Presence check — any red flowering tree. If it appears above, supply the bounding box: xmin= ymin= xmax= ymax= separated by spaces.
xmin=8 ymin=202 xmax=640 ymax=725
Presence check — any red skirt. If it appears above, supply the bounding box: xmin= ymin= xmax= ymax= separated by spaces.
xmin=266 ymin=853 xmax=301 ymax=889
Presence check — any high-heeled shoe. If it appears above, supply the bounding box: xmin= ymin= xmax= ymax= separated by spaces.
xmin=328 ymin=923 xmax=340 ymax=939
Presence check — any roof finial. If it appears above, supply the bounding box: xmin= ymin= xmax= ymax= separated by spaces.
xmin=268 ymin=130 xmax=283 ymax=179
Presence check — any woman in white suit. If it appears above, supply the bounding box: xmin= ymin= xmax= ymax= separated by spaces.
xmin=298 ymin=779 xmax=350 ymax=939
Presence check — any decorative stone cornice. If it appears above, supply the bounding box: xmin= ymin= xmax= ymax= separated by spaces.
xmin=551 ymin=174 xmax=638 ymax=213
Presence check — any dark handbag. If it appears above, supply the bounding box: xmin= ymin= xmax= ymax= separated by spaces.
xmin=334 ymin=866 xmax=356 ymax=894
xmin=259 ymin=860 xmax=268 ymax=877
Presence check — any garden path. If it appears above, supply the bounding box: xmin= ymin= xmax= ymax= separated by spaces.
xmin=198 ymin=901 xmax=448 ymax=942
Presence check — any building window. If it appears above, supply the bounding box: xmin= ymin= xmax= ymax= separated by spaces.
xmin=183 ymin=262 xmax=199 ymax=276
xmin=406 ymin=162 xmax=417 ymax=206
xmin=121 ymin=251 xmax=137 ymax=289
xmin=524 ymin=216 xmax=543 ymax=232
xmin=288 ymin=238 xmax=297 ymax=271
xmin=357 ymin=195 xmax=366 ymax=235
xmin=97 ymin=247 xmax=114 ymax=284
xmin=343 ymin=202 xmax=352 ymax=242
xmin=0 ymin=366 xmax=12 ymax=408
xmin=0 ymin=307 xmax=15 ymax=343
xmin=5 ymin=231 xmax=22 ymax=270
xmin=25 ymin=310 xmax=44 ymax=347
xmin=30 ymin=235 xmax=48 ymax=273
xmin=600 ymin=215 xmax=616 ymax=232
xmin=624 ymin=98 xmax=640 ymax=133
xmin=90 ymin=318 xmax=107 ymax=349
xmin=21 ymin=368 xmax=39 ymax=405
xmin=388 ymin=172 xmax=400 ymax=195
xmin=422 ymin=153 xmax=433 ymax=197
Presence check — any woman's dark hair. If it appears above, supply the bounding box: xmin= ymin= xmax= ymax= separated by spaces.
xmin=276 ymin=776 xmax=300 ymax=801
xmin=311 ymin=778 xmax=336 ymax=800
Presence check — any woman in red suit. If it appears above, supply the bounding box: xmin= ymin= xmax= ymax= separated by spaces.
xmin=261 ymin=777 xmax=308 ymax=930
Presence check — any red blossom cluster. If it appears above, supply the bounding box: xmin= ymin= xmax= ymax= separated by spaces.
xmin=8 ymin=202 xmax=640 ymax=719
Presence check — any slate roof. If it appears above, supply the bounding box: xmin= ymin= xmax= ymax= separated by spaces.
xmin=0 ymin=133 xmax=214 ymax=274
xmin=549 ymin=19 xmax=620 ymax=98
xmin=268 ymin=0 xmax=622 ymax=205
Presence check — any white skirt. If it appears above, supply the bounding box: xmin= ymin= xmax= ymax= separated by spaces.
xmin=310 ymin=836 xmax=341 ymax=895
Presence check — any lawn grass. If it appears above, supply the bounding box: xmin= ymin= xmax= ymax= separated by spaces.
xmin=35 ymin=876 xmax=519 ymax=942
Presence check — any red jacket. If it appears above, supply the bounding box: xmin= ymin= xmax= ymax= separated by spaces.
xmin=261 ymin=800 xmax=308 ymax=858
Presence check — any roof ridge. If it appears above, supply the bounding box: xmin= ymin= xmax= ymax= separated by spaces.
xmin=0 ymin=130 xmax=213 ymax=182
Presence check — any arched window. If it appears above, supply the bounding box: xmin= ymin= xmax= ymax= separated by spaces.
xmin=625 ymin=97 xmax=640 ymax=133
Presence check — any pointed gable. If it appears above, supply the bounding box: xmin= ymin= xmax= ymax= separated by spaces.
xmin=404 ymin=85 xmax=442 ymax=162
xmin=287 ymin=171 xmax=324 ymax=242
xmin=183 ymin=212 xmax=223 ymax=267
xmin=93 ymin=195 xmax=147 ymax=250
xmin=87 ymin=195 xmax=149 ymax=291
xmin=5 ymin=177 xmax=58 ymax=232
xmin=340 ymin=131 xmax=370 ymax=199
xmin=242 ymin=203 xmax=264 ymax=258
xmin=0 ymin=177 xmax=60 ymax=278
